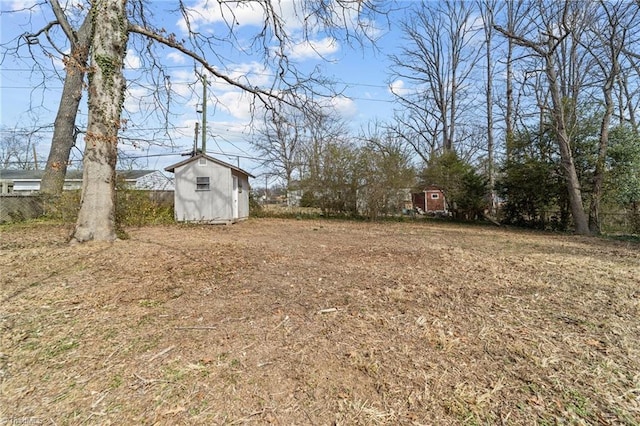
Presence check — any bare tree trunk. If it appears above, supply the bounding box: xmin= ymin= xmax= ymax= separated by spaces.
xmin=546 ymin=60 xmax=590 ymax=235
xmin=480 ymin=0 xmax=497 ymax=215
xmin=505 ymin=37 xmax=514 ymax=161
xmin=619 ymin=74 xmax=639 ymax=132
xmin=587 ymin=1 xmax=635 ymax=234
xmin=503 ymin=1 xmax=523 ymax=162
xmin=71 ymin=0 xmax=128 ymax=243
xmin=40 ymin=1 xmax=93 ymax=196
xmin=589 ymin=84 xmax=613 ymax=234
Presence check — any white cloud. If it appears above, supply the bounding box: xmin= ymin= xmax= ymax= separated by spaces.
xmin=124 ymin=49 xmax=141 ymax=69
xmin=200 ymin=61 xmax=272 ymax=94
xmin=288 ymin=37 xmax=339 ymax=60
xmin=221 ymin=61 xmax=271 ymax=87
xmin=177 ymin=0 xmax=293 ymax=34
xmin=214 ymin=91 xmax=254 ymax=121
xmin=123 ymin=87 xmax=147 ymax=114
xmin=167 ymin=52 xmax=186 ymax=64
xmin=169 ymin=69 xmax=199 ymax=100
xmin=317 ymin=95 xmax=357 ymax=119
xmin=167 ymin=64 xmax=272 ymax=120
xmin=331 ymin=95 xmax=357 ymax=118
xmin=176 ymin=0 xmax=382 ymax=38
xmin=388 ymin=79 xmax=411 ymax=96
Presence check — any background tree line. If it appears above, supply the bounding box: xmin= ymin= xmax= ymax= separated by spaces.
xmin=252 ymin=0 xmax=639 ymax=233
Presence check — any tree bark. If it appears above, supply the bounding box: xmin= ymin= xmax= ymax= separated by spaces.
xmin=546 ymin=58 xmax=590 ymax=235
xmin=71 ymin=0 xmax=128 ymax=243
xmin=40 ymin=1 xmax=93 ymax=196
xmin=589 ymin=95 xmax=612 ymax=234
xmin=480 ymin=0 xmax=497 ymax=215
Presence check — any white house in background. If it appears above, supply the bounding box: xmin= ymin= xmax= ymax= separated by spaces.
xmin=165 ymin=153 xmax=254 ymax=224
xmin=0 ymin=169 xmax=174 ymax=194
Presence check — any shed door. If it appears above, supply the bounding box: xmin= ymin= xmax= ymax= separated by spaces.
xmin=232 ymin=175 xmax=239 ymax=219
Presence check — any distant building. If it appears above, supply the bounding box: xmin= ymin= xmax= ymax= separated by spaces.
xmin=0 ymin=169 xmax=174 ymax=194
xmin=165 ymin=153 xmax=254 ymax=224
xmin=412 ymin=185 xmax=447 ymax=214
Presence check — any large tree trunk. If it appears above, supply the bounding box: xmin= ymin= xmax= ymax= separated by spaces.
xmin=546 ymin=58 xmax=590 ymax=235
xmin=505 ymin=36 xmax=514 ymax=161
xmin=40 ymin=2 xmax=93 ymax=196
xmin=481 ymin=0 xmax=496 ymax=215
xmin=40 ymin=44 xmax=90 ymax=195
xmin=71 ymin=0 xmax=128 ymax=243
xmin=589 ymin=62 xmax=618 ymax=234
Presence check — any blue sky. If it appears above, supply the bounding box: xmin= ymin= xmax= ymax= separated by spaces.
xmin=0 ymin=0 xmax=404 ymax=180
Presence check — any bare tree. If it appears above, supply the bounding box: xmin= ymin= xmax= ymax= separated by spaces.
xmin=503 ymin=1 xmax=517 ymax=161
xmin=357 ymin=123 xmax=415 ymax=219
xmin=619 ymin=13 xmax=640 ymax=133
xmin=252 ymin=104 xmax=305 ymax=193
xmin=582 ymin=1 xmax=640 ymax=233
xmin=495 ymin=1 xmax=591 ymax=235
xmin=478 ymin=0 xmax=499 ymax=215
xmin=389 ymin=0 xmax=481 ymax=158
xmin=0 ymin=126 xmax=43 ymax=170
xmin=39 ymin=0 xmax=93 ymax=196
xmin=300 ymin=109 xmax=351 ymax=182
xmin=617 ymin=72 xmax=640 ymax=132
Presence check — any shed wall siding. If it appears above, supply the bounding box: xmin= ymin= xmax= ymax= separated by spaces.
xmin=174 ymin=160 xmax=233 ymax=222
xmin=425 ymin=190 xmax=445 ymax=212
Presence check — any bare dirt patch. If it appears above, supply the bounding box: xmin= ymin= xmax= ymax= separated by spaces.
xmin=1 ymin=219 xmax=639 ymax=425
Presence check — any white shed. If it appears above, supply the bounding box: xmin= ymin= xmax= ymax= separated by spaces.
xmin=165 ymin=153 xmax=254 ymax=224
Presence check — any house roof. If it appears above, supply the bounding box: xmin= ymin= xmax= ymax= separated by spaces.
xmin=117 ymin=170 xmax=159 ymax=180
xmin=425 ymin=185 xmax=444 ymax=191
xmin=0 ymin=169 xmax=157 ymax=181
xmin=164 ymin=153 xmax=255 ymax=178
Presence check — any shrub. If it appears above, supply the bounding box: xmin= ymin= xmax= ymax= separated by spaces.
xmin=115 ymin=188 xmax=174 ymax=227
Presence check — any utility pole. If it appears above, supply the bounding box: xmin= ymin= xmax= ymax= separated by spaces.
xmin=33 ymin=145 xmax=38 ymax=170
xmin=194 ymin=122 xmax=199 ymax=155
xmin=201 ymin=74 xmax=207 ymax=154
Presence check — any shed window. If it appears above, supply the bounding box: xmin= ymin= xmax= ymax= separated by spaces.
xmin=198 ymin=158 xmax=207 ymax=166
xmin=196 ymin=176 xmax=210 ymax=191
xmin=431 ymin=193 xmax=439 ymax=199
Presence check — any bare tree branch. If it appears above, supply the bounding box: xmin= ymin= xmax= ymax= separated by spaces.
xmin=128 ymin=23 xmax=288 ymax=110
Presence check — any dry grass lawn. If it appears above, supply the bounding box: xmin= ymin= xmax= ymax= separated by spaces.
xmin=1 ymin=218 xmax=639 ymax=425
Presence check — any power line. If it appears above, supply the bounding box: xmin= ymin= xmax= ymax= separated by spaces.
xmin=1 ymin=68 xmax=398 ymax=92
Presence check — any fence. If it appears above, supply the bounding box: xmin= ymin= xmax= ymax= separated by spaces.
xmin=0 ymin=191 xmax=174 ymax=224
xmin=600 ymin=212 xmax=637 ymax=235
xmin=537 ymin=210 xmax=636 ymax=234
xmin=0 ymin=194 xmax=45 ymax=223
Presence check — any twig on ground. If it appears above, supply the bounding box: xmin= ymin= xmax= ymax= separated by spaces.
xmin=272 ymin=315 xmax=290 ymax=331
xmin=103 ymin=344 xmax=123 ymax=366
xmin=174 ymin=326 xmax=217 ymax=330
xmin=148 ymin=345 xmax=175 ymax=362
